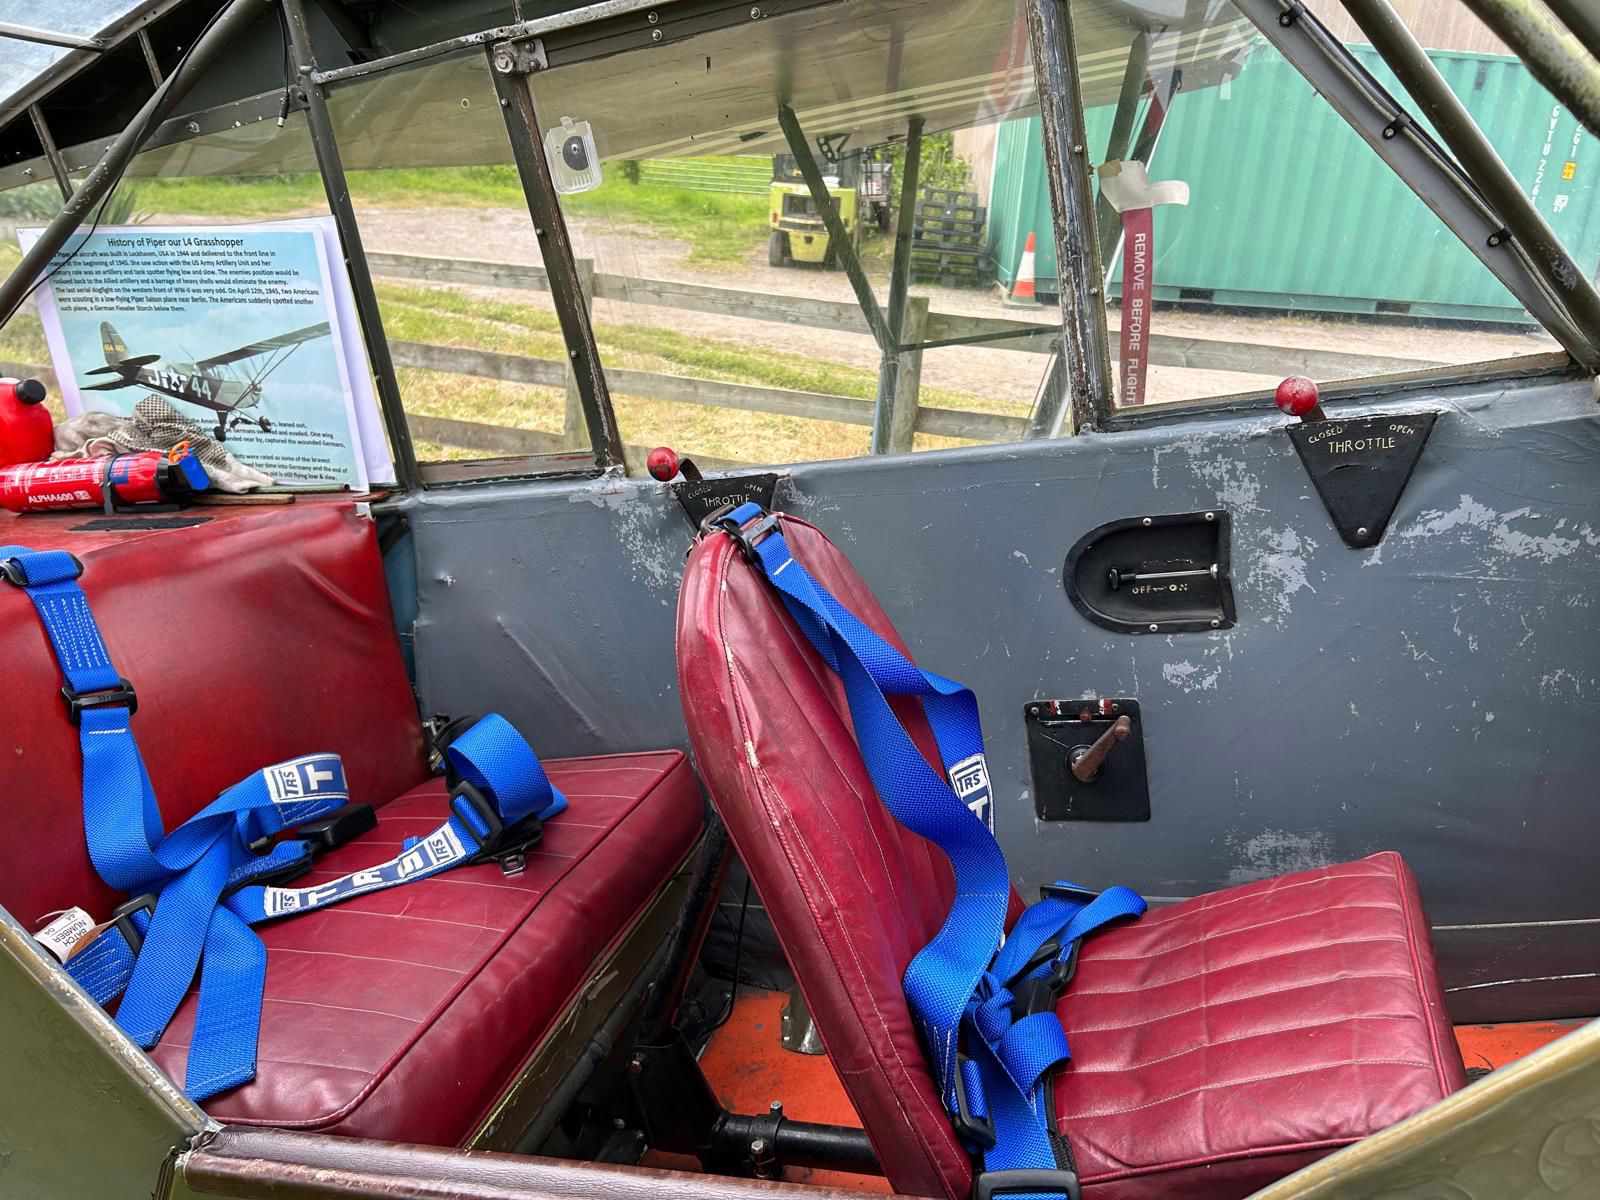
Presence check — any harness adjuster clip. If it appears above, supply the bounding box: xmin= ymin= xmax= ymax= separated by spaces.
xmin=451 ymin=779 xmax=543 ymax=869
xmin=949 ymin=1052 xmax=997 ymax=1150
xmin=973 ymin=1168 xmax=1082 ymax=1200
xmin=230 ymin=853 xmax=314 ymax=895
xmin=61 ymin=678 xmax=138 ymax=726
xmin=1 ymin=552 xmax=82 ymax=587
xmin=111 ymin=893 xmax=158 ymax=958
xmin=295 ymin=804 xmax=377 ymax=853
xmin=707 ymin=506 xmax=782 ymax=564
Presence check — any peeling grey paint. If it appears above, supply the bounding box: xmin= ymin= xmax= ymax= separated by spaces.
xmin=1161 ymin=659 xmax=1221 ymax=693
xmin=1401 ymin=493 xmax=1600 ymax=566
xmin=1226 ymin=827 xmax=1338 ymax=885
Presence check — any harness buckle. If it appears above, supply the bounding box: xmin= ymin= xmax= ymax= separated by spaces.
xmin=1011 ymin=940 xmax=1083 ymax=1020
xmin=294 ymin=803 xmax=377 ymax=853
xmin=973 ymin=1168 xmax=1082 ymax=1200
xmin=111 ymin=893 xmax=157 ymax=958
xmin=61 ymin=678 xmax=138 ymax=726
xmin=707 ymin=505 xmax=783 ymax=564
xmin=949 ymin=1051 xmax=997 ymax=1150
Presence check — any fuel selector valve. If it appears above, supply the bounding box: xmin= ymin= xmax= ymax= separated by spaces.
xmin=1069 ymin=713 xmax=1132 ymax=783
xmin=1025 ymin=699 xmax=1150 ymax=822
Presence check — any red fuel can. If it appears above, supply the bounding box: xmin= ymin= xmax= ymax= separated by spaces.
xmin=0 ymin=449 xmax=210 ymax=514
xmin=0 ymin=378 xmax=53 ymax=466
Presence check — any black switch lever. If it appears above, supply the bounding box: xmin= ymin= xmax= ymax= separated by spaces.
xmin=1107 ymin=563 xmax=1217 ymax=591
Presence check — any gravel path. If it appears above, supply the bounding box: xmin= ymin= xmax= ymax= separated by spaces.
xmin=356 ymin=205 xmax=1557 ymax=407
xmin=161 ymin=202 xmax=1560 ymax=409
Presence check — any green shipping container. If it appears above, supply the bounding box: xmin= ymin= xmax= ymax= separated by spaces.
xmin=988 ymin=43 xmax=1600 ymax=323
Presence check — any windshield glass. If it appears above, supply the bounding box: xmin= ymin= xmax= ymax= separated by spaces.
xmin=1077 ymin=1 xmax=1571 ymax=413
xmin=0 ymin=1 xmax=154 ymax=107
xmin=4 ymin=0 xmax=1587 ymax=479
xmin=507 ymin=0 xmax=1573 ymax=463
xmin=513 ymin=0 xmax=1068 ymax=467
xmin=1321 ymin=4 xmax=1599 ymax=288
xmin=0 ymin=114 xmax=334 ymax=443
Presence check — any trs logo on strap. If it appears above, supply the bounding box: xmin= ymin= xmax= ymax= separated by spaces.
xmin=260 ymin=824 xmax=468 ymax=917
xmin=948 ymin=754 xmax=993 ymax=830
xmin=263 ymin=755 xmax=346 ymax=804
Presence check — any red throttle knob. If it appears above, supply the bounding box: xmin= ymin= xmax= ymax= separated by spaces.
xmin=1274 ymin=376 xmax=1325 ymax=422
xmin=647 ymin=446 xmax=679 ymax=482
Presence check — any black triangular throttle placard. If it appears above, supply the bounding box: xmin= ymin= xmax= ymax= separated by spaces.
xmin=672 ymin=472 xmax=780 ymax=528
xmin=1287 ymin=413 xmax=1436 ymax=548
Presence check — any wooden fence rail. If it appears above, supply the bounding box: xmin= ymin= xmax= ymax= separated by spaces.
xmin=636 ymin=158 xmax=770 ymax=195
xmin=388 ymin=341 xmax=1027 ymax=442
xmin=367 ymin=251 xmax=1441 ymax=380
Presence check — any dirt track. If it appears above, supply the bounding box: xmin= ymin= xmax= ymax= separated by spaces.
xmin=156 ymin=200 xmax=1560 ymax=410
xmin=353 ymin=204 xmax=1558 ymax=409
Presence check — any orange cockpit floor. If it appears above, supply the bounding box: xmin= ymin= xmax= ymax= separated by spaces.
xmin=650 ymin=987 xmax=1587 ymax=1191
xmin=1454 ymin=1019 xmax=1586 ymax=1074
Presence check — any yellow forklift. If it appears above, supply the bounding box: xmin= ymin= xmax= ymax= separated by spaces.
xmin=768 ymin=136 xmax=891 ymax=268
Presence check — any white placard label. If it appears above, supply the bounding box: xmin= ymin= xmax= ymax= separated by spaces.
xmin=34 ymin=907 xmax=99 ymax=962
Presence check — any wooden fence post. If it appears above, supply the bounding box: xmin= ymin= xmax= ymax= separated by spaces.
xmin=563 ymin=258 xmax=596 ymax=449
xmin=888 ymin=295 xmax=929 ymax=453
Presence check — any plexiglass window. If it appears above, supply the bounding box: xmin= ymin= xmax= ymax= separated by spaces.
xmin=323 ymin=53 xmax=618 ymax=475
xmin=523 ymin=0 xmax=1064 ymax=470
xmin=1078 ymin=0 xmax=1564 ymax=413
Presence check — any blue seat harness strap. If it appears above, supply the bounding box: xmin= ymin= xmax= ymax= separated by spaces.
xmin=715 ymin=505 xmax=1146 ymax=1200
xmin=2 ymin=545 xmax=566 ymax=1103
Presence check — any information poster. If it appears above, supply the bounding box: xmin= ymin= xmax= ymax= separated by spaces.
xmin=20 ymin=220 xmax=388 ymax=490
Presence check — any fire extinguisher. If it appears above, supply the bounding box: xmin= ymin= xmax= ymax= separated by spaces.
xmin=0 ymin=377 xmax=54 ymax=466
xmin=0 ymin=446 xmax=211 ymax=514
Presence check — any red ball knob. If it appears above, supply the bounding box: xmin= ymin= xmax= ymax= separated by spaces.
xmin=646 ymin=446 xmax=679 ymax=482
xmin=1274 ymin=376 xmax=1320 ymax=417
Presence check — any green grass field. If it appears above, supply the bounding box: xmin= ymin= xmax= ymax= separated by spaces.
xmin=135 ymin=163 xmax=774 ymax=266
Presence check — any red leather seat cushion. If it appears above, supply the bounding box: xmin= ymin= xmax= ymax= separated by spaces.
xmin=677 ymin=513 xmax=1463 ymax=1200
xmin=149 ymin=751 xmax=704 ymax=1145
xmin=1056 ymin=853 xmax=1464 ymax=1198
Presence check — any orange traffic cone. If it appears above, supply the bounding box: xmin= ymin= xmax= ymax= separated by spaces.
xmin=1005 ymin=231 xmax=1039 ymax=306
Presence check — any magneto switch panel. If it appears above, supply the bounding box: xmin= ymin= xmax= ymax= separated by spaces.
xmin=1064 ymin=511 xmax=1235 ymax=634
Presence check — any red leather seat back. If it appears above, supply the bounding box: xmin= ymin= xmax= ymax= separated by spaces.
xmin=0 ymin=505 xmax=430 ymax=930
xmin=677 ymin=515 xmax=988 ymax=1199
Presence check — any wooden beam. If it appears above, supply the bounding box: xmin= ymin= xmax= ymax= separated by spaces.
xmin=407 ymin=415 xmax=746 ymax=474
xmin=369 ymin=252 xmax=1439 ymax=382
xmin=391 ymin=340 xmax=1025 ymax=442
